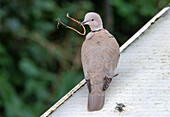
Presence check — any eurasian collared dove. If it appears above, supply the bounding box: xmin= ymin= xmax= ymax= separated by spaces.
xmin=81 ymin=12 xmax=120 ymax=111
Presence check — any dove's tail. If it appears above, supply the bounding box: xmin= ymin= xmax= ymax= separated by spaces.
xmin=88 ymin=91 xmax=105 ymax=111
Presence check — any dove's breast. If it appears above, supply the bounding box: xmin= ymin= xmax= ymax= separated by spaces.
xmin=81 ymin=30 xmax=120 ymax=85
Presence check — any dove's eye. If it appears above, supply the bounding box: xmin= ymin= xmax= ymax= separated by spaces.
xmin=91 ymin=19 xmax=94 ymax=21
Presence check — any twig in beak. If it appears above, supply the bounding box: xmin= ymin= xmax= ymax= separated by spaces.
xmin=57 ymin=19 xmax=60 ymax=29
xmin=56 ymin=12 xmax=86 ymax=36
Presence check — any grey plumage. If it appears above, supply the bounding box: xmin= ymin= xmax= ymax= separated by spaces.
xmin=81 ymin=12 xmax=120 ymax=111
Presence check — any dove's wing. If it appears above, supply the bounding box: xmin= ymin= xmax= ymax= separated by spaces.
xmin=81 ymin=29 xmax=119 ymax=85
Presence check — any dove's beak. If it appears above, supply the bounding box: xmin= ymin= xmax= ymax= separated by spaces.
xmin=80 ymin=21 xmax=87 ymax=25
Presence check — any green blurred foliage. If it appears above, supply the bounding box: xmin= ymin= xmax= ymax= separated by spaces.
xmin=108 ymin=0 xmax=169 ymax=44
xmin=0 ymin=0 xmax=169 ymax=116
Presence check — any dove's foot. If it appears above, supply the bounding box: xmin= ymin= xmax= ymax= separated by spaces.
xmin=113 ymin=74 xmax=119 ymax=78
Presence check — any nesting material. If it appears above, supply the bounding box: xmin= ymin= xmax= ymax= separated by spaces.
xmin=56 ymin=13 xmax=86 ymax=35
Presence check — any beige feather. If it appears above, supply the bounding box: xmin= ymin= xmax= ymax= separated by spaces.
xmin=81 ymin=12 xmax=120 ymax=111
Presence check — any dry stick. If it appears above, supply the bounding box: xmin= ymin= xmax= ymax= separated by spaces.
xmin=56 ymin=13 xmax=86 ymax=35
xmin=66 ymin=12 xmax=86 ymax=35
xmin=66 ymin=12 xmax=80 ymax=24
xmin=66 ymin=13 xmax=86 ymax=35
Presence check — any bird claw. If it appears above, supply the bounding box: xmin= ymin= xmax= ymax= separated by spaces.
xmin=113 ymin=73 xmax=119 ymax=78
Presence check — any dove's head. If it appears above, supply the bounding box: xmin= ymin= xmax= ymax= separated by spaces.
xmin=81 ymin=12 xmax=103 ymax=31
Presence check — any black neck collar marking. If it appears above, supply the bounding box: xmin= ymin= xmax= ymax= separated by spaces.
xmin=91 ymin=28 xmax=103 ymax=32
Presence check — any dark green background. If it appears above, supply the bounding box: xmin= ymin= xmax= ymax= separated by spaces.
xmin=0 ymin=0 xmax=169 ymax=116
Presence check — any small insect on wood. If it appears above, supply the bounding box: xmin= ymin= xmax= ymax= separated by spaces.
xmin=115 ymin=103 xmax=125 ymax=112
